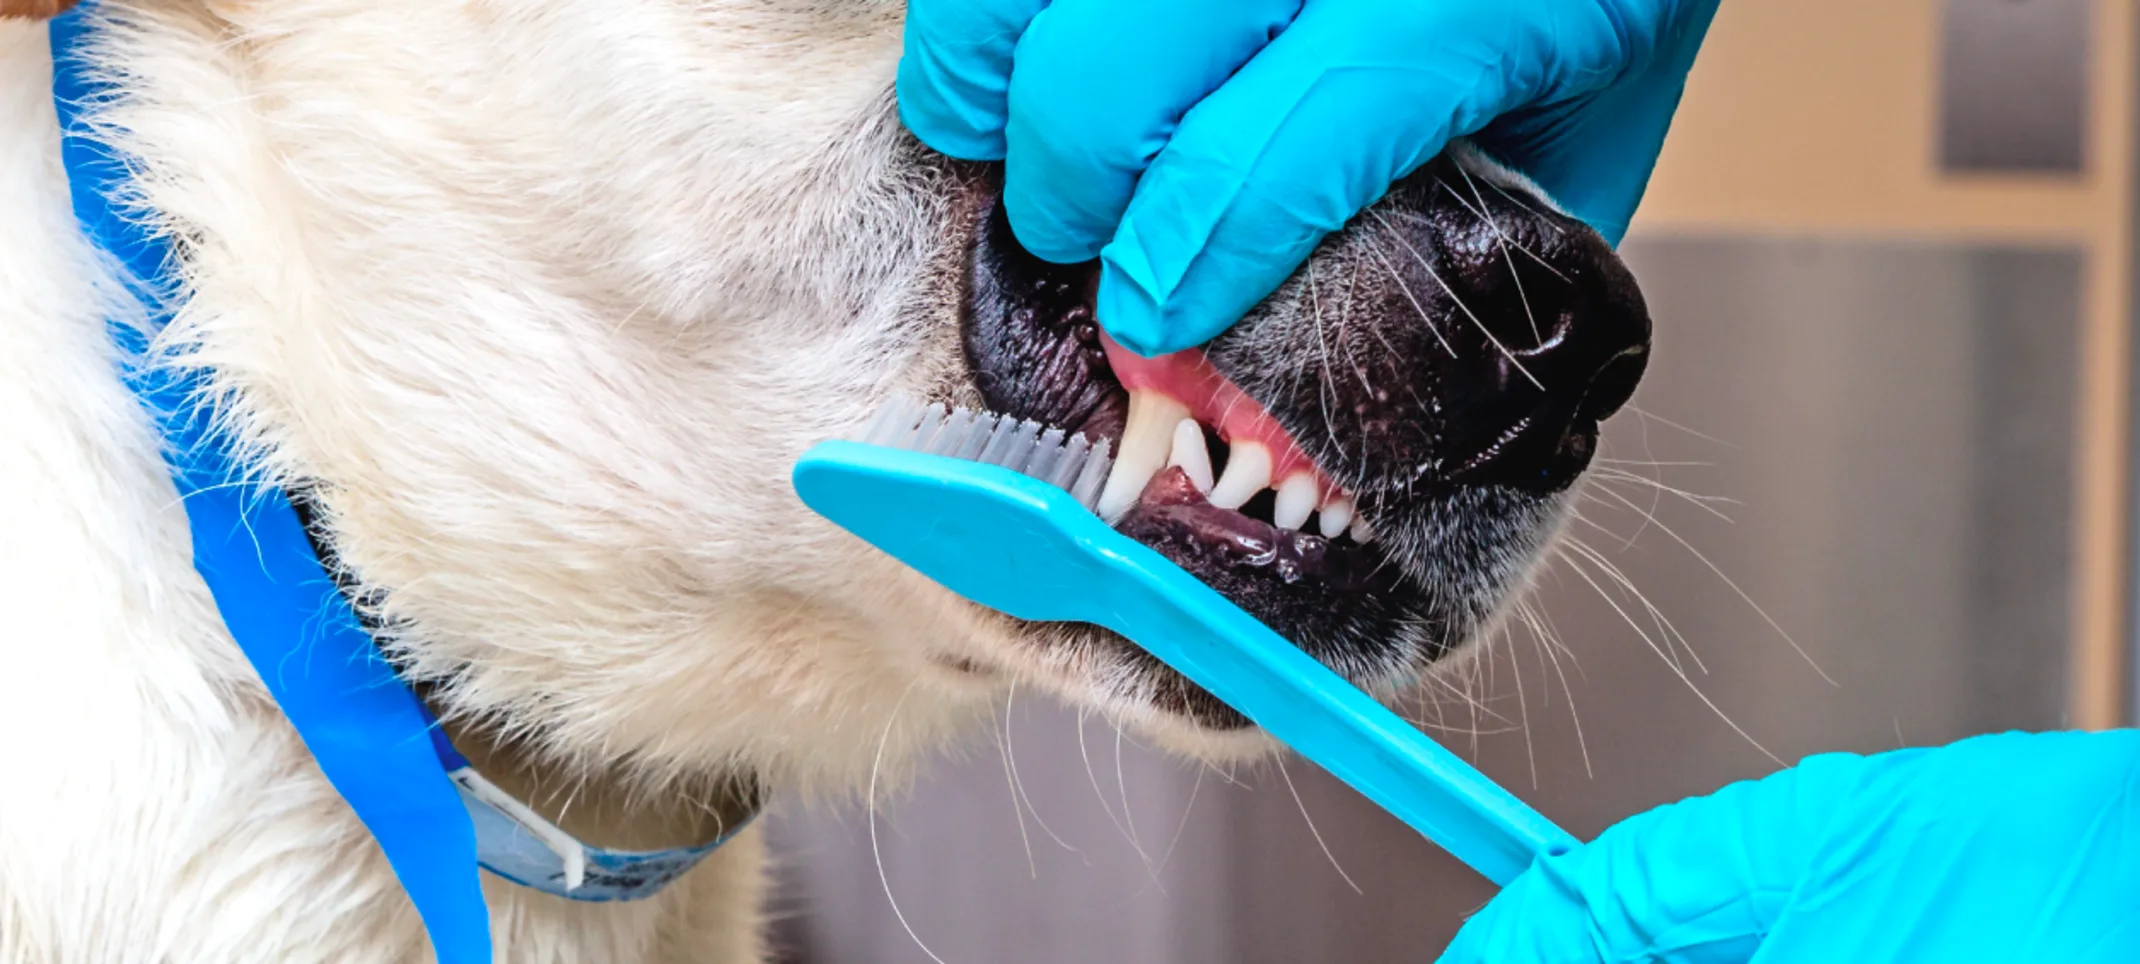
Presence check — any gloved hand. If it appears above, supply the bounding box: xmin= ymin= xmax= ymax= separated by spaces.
xmin=1439 ymin=729 xmax=2140 ymax=963
xmin=898 ymin=0 xmax=1722 ymax=357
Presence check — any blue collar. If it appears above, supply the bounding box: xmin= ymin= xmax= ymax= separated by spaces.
xmin=48 ymin=9 xmax=753 ymax=961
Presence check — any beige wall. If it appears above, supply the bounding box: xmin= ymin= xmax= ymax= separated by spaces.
xmin=1626 ymin=0 xmax=2135 ymax=727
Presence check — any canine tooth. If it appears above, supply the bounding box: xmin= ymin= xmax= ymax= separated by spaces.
xmin=1168 ymin=418 xmax=1214 ymax=494
xmin=1096 ymin=391 xmax=1190 ymax=520
xmin=1319 ymin=497 xmax=1354 ymax=538
xmin=1349 ymin=515 xmax=1374 ymax=544
xmin=1273 ymin=473 xmax=1317 ymax=530
xmin=1208 ymin=440 xmax=1272 ymax=510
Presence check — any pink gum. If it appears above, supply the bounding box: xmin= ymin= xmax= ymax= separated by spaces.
xmin=1100 ymin=332 xmax=1339 ymax=501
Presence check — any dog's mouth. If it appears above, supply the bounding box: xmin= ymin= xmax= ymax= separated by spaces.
xmin=1099 ymin=334 xmax=1405 ymax=605
xmin=955 ymin=201 xmax=1401 ymax=638
xmin=952 ymin=152 xmax=1650 ymax=730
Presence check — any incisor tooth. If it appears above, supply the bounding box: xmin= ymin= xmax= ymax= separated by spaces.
xmin=1319 ymin=497 xmax=1354 ymax=538
xmin=1096 ymin=391 xmax=1189 ymax=520
xmin=1168 ymin=418 xmax=1214 ymax=493
xmin=1349 ymin=515 xmax=1374 ymax=544
xmin=1273 ymin=473 xmax=1317 ymax=530
xmin=1208 ymin=440 xmax=1272 ymax=510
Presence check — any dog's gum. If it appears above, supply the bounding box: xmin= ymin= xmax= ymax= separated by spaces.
xmin=1113 ymin=468 xmax=1400 ymax=597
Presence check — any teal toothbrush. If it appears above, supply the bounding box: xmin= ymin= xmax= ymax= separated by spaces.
xmin=793 ymin=398 xmax=1577 ymax=885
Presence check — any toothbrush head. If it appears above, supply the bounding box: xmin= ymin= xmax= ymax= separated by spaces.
xmin=794 ymin=397 xmax=1134 ymax=626
xmin=854 ymin=397 xmax=1113 ymax=511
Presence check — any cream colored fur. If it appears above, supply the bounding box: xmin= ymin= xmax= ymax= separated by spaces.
xmin=1 ymin=2 xmax=983 ymax=959
xmin=0 ymin=1 xmax=1562 ymax=960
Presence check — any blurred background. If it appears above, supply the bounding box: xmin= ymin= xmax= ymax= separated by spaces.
xmin=769 ymin=0 xmax=2136 ymax=959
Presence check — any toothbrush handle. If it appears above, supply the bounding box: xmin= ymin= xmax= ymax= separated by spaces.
xmin=793 ymin=442 xmax=1575 ymax=885
xmin=1079 ymin=523 xmax=1579 ymax=886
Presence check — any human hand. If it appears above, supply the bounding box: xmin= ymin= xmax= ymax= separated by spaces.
xmin=1439 ymin=729 xmax=2140 ymax=963
xmin=898 ymin=0 xmax=1721 ymax=356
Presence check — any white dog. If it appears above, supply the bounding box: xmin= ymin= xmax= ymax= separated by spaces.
xmin=0 ymin=2 xmax=1651 ymax=960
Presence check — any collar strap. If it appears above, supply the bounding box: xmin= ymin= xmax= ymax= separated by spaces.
xmin=429 ymin=730 xmax=761 ymax=901
xmin=49 ymin=7 xmax=749 ymax=954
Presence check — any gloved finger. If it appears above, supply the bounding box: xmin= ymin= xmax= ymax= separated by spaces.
xmin=896 ymin=0 xmax=1051 ymax=161
xmin=1479 ymin=0 xmax=1722 ymax=245
xmin=1092 ymin=0 xmax=1625 ymax=357
xmin=1000 ymin=0 xmax=1301 ymax=264
xmin=1436 ymin=752 xmax=1871 ymax=964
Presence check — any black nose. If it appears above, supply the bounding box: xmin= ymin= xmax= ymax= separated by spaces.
xmin=1442 ymin=299 xmax=1650 ymax=492
xmin=1194 ymin=152 xmax=1651 ymax=505
xmin=1372 ymin=155 xmax=1652 ymax=494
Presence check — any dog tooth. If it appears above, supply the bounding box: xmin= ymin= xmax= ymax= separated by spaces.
xmin=1096 ymin=391 xmax=1189 ymax=520
xmin=1319 ymin=497 xmax=1354 ymax=538
xmin=1167 ymin=418 xmax=1214 ymax=494
xmin=1349 ymin=515 xmax=1374 ymax=544
xmin=1208 ymin=440 xmax=1272 ymax=510
xmin=1273 ymin=474 xmax=1317 ymax=530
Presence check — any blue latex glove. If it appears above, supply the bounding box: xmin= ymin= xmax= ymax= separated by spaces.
xmin=898 ymin=0 xmax=1722 ymax=356
xmin=1440 ymin=730 xmax=2140 ymax=963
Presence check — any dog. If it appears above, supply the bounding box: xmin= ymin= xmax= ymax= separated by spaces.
xmin=0 ymin=1 xmax=1649 ymax=960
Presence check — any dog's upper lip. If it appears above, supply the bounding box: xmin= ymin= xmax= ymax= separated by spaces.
xmin=1099 ymin=333 xmax=1332 ymax=488
xmin=1089 ymin=330 xmax=1367 ymax=541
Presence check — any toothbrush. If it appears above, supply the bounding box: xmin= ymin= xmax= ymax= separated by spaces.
xmin=793 ymin=398 xmax=1578 ymax=886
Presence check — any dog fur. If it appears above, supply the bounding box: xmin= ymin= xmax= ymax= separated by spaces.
xmin=0 ymin=2 xmax=1646 ymax=960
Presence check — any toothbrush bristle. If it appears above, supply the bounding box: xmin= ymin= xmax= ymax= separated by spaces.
xmin=853 ymin=397 xmax=1116 ymax=512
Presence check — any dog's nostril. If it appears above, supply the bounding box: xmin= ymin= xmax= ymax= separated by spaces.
xmin=1581 ymin=347 xmax=1647 ymax=423
xmin=1448 ymin=316 xmax=1650 ymax=494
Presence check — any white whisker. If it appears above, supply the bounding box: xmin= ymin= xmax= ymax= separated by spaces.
xmin=1594 ymin=457 xmax=1714 ymax=469
xmin=1481 ymin=177 xmax=1570 ymax=236
xmin=1591 ymin=468 xmax=1740 ymax=508
xmin=1276 ymin=757 xmax=1362 ymax=895
xmin=1001 ymin=680 xmax=1083 ymax=861
xmin=1504 ymin=617 xmax=1539 ymax=790
xmin=1306 ymin=260 xmax=1352 ymax=462
xmin=1125 ymin=762 xmax=1211 ymax=903
xmin=870 ymin=682 xmax=949 ymax=964
xmin=1553 ymin=547 xmax=1782 ymax=765
xmin=1518 ymin=598 xmax=1593 ymax=780
xmin=1077 ymin=710 xmax=1157 ymax=871
xmin=1457 ymin=166 xmax=1572 ymax=283
xmin=1414 ymin=660 xmax=1518 ymax=730
xmin=1563 ymin=532 xmax=1706 ymax=674
xmin=1112 ymin=724 xmax=1162 ymax=888
xmin=1372 ymin=210 xmax=1544 ymax=391
xmin=1626 ymin=405 xmax=1737 ymax=448
xmin=1428 ymin=171 xmax=1558 ymax=348
xmin=1153 ymin=765 xmax=1205 ymax=877
xmin=1362 ymin=242 xmax=1459 ymax=360
xmin=994 ymin=682 xmax=1038 ymax=877
xmin=1588 ymin=485 xmax=1837 ymax=686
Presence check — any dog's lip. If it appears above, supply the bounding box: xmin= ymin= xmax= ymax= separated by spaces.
xmin=1078 ymin=333 xmax=1403 ymax=605
xmin=1114 ymin=468 xmax=1401 ymax=594
xmin=1088 ymin=330 xmax=1372 ymax=547
xmin=1099 ymin=333 xmax=1336 ymax=490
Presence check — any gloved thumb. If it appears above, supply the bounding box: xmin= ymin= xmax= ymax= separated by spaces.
xmin=1436 ymin=753 xmax=1868 ymax=964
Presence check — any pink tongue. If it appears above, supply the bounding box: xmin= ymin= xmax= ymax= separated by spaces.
xmin=1099 ymin=332 xmax=1331 ymax=492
